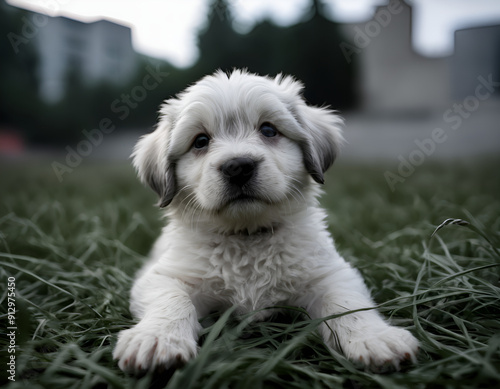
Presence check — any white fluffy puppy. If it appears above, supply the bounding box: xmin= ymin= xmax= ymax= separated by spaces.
xmin=113 ymin=69 xmax=418 ymax=372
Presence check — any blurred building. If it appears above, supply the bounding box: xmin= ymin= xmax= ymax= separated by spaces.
xmin=452 ymin=25 xmax=500 ymax=100
xmin=37 ymin=17 xmax=138 ymax=103
xmin=342 ymin=1 xmax=500 ymax=113
xmin=343 ymin=2 xmax=449 ymax=113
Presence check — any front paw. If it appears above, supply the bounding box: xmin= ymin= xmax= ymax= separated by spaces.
xmin=113 ymin=324 xmax=198 ymax=373
xmin=341 ymin=325 xmax=419 ymax=370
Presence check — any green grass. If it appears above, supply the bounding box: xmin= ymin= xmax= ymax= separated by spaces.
xmin=0 ymin=158 xmax=499 ymax=388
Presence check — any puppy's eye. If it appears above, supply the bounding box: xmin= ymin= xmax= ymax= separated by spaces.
xmin=193 ymin=134 xmax=210 ymax=149
xmin=260 ymin=123 xmax=278 ymax=138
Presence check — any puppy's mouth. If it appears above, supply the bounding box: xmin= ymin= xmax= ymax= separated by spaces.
xmin=225 ymin=190 xmax=260 ymax=205
xmin=220 ymin=185 xmax=270 ymax=209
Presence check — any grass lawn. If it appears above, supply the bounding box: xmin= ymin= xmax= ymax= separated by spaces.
xmin=0 ymin=158 xmax=499 ymax=388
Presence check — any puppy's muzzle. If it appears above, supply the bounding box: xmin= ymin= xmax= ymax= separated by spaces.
xmin=220 ymin=157 xmax=256 ymax=187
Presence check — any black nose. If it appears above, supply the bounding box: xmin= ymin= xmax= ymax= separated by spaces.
xmin=220 ymin=157 xmax=256 ymax=187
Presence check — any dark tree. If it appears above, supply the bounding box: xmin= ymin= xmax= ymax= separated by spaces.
xmin=195 ymin=0 xmax=358 ymax=109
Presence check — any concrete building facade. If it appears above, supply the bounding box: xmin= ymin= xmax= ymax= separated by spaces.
xmin=37 ymin=17 xmax=138 ymax=103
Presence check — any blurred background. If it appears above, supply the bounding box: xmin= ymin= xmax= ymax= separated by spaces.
xmin=0 ymin=0 xmax=499 ymax=175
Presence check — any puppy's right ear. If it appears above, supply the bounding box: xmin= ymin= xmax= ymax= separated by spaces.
xmin=132 ymin=118 xmax=177 ymax=208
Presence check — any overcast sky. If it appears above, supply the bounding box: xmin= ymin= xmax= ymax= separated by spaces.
xmin=7 ymin=0 xmax=500 ymax=67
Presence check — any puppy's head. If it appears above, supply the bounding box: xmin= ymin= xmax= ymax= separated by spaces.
xmin=133 ymin=70 xmax=343 ymax=232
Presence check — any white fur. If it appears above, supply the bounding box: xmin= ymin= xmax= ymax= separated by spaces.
xmin=113 ymin=70 xmax=419 ymax=372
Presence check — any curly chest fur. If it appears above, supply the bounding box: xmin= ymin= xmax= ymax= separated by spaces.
xmin=198 ymin=231 xmax=311 ymax=313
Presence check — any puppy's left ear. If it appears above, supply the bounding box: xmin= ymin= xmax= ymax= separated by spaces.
xmin=295 ymin=104 xmax=344 ymax=184
xmin=132 ymin=116 xmax=177 ymax=208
